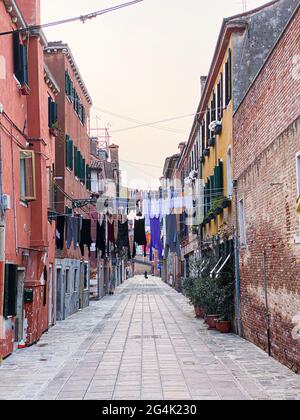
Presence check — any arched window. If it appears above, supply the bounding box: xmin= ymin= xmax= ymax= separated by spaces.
xmin=227 ymin=146 xmax=232 ymax=198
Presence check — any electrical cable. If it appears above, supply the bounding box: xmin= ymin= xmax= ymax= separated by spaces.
xmin=0 ymin=0 xmax=144 ymax=36
xmin=93 ymin=106 xmax=186 ymax=134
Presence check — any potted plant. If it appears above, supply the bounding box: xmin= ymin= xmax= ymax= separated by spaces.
xmin=212 ymin=197 xmax=223 ymax=216
xmin=216 ymin=275 xmax=234 ymax=334
xmin=50 ymin=121 xmax=60 ymax=137
xmin=222 ymin=197 xmax=232 ymax=209
xmin=199 ymin=276 xmax=220 ymax=329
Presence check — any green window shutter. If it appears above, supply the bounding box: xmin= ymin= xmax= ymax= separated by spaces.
xmin=65 ymin=135 xmax=70 ymax=167
xmin=85 ymin=164 xmax=89 ymax=188
xmin=82 ymin=158 xmax=86 ymax=184
xmin=69 ymin=140 xmax=73 ymax=171
xmin=76 ymin=151 xmax=81 ymax=178
xmin=48 ymin=97 xmax=52 ymax=128
xmin=53 ymin=102 xmax=58 ymax=125
xmin=65 ymin=71 xmax=68 ymax=95
xmin=74 ymin=146 xmax=77 ymax=177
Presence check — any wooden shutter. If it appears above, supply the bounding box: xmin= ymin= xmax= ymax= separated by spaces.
xmin=48 ymin=97 xmax=52 ymax=128
xmin=13 ymin=32 xmax=22 ymax=81
xmin=20 ymin=44 xmax=28 ymax=85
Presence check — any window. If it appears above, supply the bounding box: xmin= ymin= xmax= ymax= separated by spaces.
xmin=227 ymin=147 xmax=233 ymax=197
xmin=239 ymin=199 xmax=247 ymax=246
xmin=65 ymin=135 xmax=73 ymax=170
xmin=225 ymin=49 xmax=232 ymax=107
xmin=84 ymin=263 xmax=89 ymax=290
xmin=211 ymin=90 xmax=216 ymax=122
xmin=3 ymin=264 xmax=17 ymax=318
xmin=65 ymin=70 xmax=73 ymax=101
xmin=65 ymin=268 xmax=70 ymax=294
xmin=86 ymin=165 xmax=91 ymax=191
xmin=20 ymin=151 xmax=36 ymax=201
xmin=206 ymin=109 xmax=211 ymax=145
xmin=13 ymin=32 xmax=28 ymax=86
xmin=46 ymin=166 xmax=54 ymax=210
xmin=48 ymin=97 xmax=58 ymax=128
xmin=296 ymin=153 xmax=300 ymax=195
xmin=74 ymin=268 xmax=78 ymax=292
xmin=217 ymin=73 xmax=224 ymax=119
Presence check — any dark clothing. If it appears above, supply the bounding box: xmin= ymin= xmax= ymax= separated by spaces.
xmin=133 ymin=218 xmax=147 ymax=258
xmin=66 ymin=216 xmax=79 ymax=250
xmin=56 ymin=216 xmax=65 ymax=250
xmin=96 ymin=220 xmax=106 ymax=258
xmin=165 ymin=214 xmax=181 ymax=258
xmin=134 ymin=218 xmax=147 ymax=246
xmin=108 ymin=221 xmax=115 ymax=243
xmin=80 ymin=219 xmax=92 ymax=257
xmin=117 ymin=220 xmax=131 ymax=259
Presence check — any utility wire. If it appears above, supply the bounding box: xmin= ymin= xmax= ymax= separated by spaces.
xmin=93 ymin=106 xmax=186 ymax=134
xmin=0 ymin=0 xmax=144 ymax=36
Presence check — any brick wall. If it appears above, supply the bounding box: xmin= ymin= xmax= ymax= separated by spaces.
xmin=233 ymin=6 xmax=300 ymax=372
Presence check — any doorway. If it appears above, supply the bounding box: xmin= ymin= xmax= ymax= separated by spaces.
xmin=15 ymin=269 xmax=25 ymax=343
xmin=56 ymin=267 xmax=63 ymax=321
xmin=48 ymin=265 xmax=53 ymax=327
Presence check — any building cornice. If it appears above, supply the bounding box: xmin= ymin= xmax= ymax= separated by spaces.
xmin=44 ymin=63 xmax=60 ymax=96
xmin=3 ymin=0 xmax=26 ymax=29
xmin=45 ymin=42 xmax=93 ymax=106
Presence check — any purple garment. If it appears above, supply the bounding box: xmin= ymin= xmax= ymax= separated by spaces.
xmin=150 ymin=217 xmax=163 ymax=261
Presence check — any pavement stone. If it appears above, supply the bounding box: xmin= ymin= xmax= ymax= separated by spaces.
xmin=0 ymin=276 xmax=299 ymax=400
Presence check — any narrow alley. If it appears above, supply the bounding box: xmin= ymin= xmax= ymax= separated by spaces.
xmin=0 ymin=277 xmax=299 ymax=401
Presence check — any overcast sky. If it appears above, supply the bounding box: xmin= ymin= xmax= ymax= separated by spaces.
xmin=41 ymin=0 xmax=268 ymax=189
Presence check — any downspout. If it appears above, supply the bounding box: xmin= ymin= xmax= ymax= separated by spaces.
xmin=233 ymin=180 xmax=242 ymax=337
xmin=0 ymin=126 xmax=6 ymax=331
xmin=10 ymin=122 xmax=18 ymax=255
xmin=263 ymin=249 xmax=272 ymax=357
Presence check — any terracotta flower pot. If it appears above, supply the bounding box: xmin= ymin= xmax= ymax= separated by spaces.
xmin=216 ymin=321 xmax=231 ymax=334
xmin=194 ymin=305 xmax=204 ymax=319
xmin=206 ymin=314 xmax=219 ymax=329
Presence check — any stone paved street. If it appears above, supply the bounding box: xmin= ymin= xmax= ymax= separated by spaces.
xmin=0 ymin=276 xmax=299 ymax=400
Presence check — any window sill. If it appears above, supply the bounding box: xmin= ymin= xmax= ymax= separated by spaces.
xmin=294 ymin=235 xmax=300 ymax=245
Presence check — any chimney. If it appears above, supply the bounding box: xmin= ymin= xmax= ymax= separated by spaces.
xmin=90 ymin=137 xmax=98 ymax=157
xmin=109 ymin=144 xmax=119 ymax=167
xmin=200 ymin=76 xmax=207 ymax=96
xmin=178 ymin=142 xmax=186 ymax=154
xmin=18 ymin=0 xmax=41 ymax=26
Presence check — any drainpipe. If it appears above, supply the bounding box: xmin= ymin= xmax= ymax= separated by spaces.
xmin=233 ymin=180 xmax=242 ymax=337
xmin=0 ymin=127 xmax=6 ymax=331
xmin=263 ymin=249 xmax=272 ymax=357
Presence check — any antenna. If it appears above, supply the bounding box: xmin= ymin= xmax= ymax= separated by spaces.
xmin=242 ymin=0 xmax=247 ymax=12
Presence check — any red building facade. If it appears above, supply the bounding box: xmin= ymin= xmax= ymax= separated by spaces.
xmin=233 ymin=5 xmax=300 ymax=372
xmin=0 ymin=0 xmax=58 ymax=358
xmin=44 ymin=42 xmax=93 ymax=320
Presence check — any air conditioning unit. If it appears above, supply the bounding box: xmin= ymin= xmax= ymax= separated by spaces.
xmin=2 ymin=194 xmax=11 ymax=210
xmin=209 ymin=120 xmax=222 ymax=135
